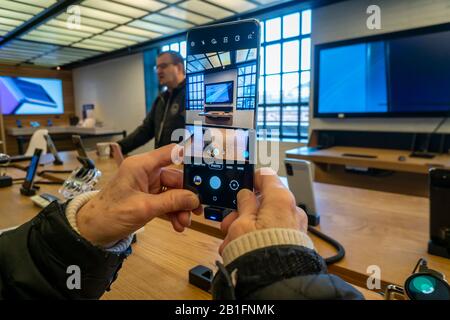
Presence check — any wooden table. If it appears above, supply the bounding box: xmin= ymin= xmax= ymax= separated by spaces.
xmin=1 ymin=151 xmax=448 ymax=299
xmin=285 ymin=146 xmax=450 ymax=197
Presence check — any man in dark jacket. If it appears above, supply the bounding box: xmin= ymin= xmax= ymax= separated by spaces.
xmin=118 ymin=51 xmax=186 ymax=154
xmin=0 ymin=145 xmax=363 ymax=300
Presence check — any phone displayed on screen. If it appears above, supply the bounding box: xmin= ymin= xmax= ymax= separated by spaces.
xmin=22 ymin=148 xmax=42 ymax=191
xmin=183 ymin=20 xmax=260 ymax=217
xmin=429 ymin=168 xmax=450 ymax=247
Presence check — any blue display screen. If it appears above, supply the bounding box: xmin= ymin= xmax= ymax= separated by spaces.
xmin=316 ymin=29 xmax=450 ymax=116
xmin=0 ymin=76 xmax=64 ymax=115
xmin=205 ymin=82 xmax=233 ymax=104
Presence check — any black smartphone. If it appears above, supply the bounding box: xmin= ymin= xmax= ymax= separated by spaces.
xmin=183 ymin=20 xmax=260 ymax=218
xmin=44 ymin=134 xmax=63 ymax=165
xmin=72 ymin=135 xmax=88 ymax=158
xmin=22 ymin=148 xmax=42 ymax=191
xmin=429 ymin=168 xmax=450 ymax=248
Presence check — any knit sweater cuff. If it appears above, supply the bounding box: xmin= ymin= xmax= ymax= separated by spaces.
xmin=65 ymin=191 xmax=133 ymax=253
xmin=222 ymin=228 xmax=315 ymax=266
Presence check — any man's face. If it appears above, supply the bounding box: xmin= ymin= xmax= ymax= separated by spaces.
xmin=156 ymin=54 xmax=181 ymax=87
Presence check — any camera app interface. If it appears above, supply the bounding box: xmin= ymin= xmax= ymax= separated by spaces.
xmin=184 ymin=20 xmax=260 ymax=210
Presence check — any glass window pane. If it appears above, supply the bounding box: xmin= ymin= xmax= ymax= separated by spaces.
xmin=265 ymin=106 xmax=280 ymax=130
xmin=302 ymin=10 xmax=311 ymax=35
xmin=257 ymin=106 xmax=264 ymax=126
xmin=265 ymin=17 xmax=281 ymax=42
xmin=259 ymin=76 xmax=264 ymax=104
xmin=259 ymin=46 xmax=264 ymax=75
xmin=301 ymin=71 xmax=310 ymax=102
xmin=265 ymin=74 xmax=280 ymax=103
xmin=260 ymin=21 xmax=264 ymax=43
xmin=282 ymin=72 xmax=299 ymax=103
xmin=283 ymin=13 xmax=300 ymax=38
xmin=282 ymin=106 xmax=298 ymax=136
xmin=162 ymin=45 xmax=169 ymax=52
xmin=265 ymin=43 xmax=280 ymax=74
xmin=283 ymin=40 xmax=299 ymax=72
xmin=180 ymin=41 xmax=186 ymax=58
xmin=170 ymin=42 xmax=179 ymax=52
xmin=301 ymin=38 xmax=311 ymax=70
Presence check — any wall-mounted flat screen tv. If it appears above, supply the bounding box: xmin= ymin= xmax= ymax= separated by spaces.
xmin=0 ymin=76 xmax=64 ymax=115
xmin=205 ymin=81 xmax=234 ymax=105
xmin=314 ymin=24 xmax=450 ymax=118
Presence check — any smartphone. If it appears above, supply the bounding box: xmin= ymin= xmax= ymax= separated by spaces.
xmin=44 ymin=134 xmax=63 ymax=165
xmin=22 ymin=148 xmax=42 ymax=191
xmin=72 ymin=135 xmax=89 ymax=158
xmin=183 ymin=20 xmax=260 ymax=219
xmin=285 ymin=158 xmax=319 ymax=226
xmin=429 ymin=168 xmax=450 ymax=248
xmin=72 ymin=135 xmax=95 ymax=169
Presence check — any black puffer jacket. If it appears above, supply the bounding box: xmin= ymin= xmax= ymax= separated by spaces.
xmin=0 ymin=202 xmax=363 ymax=300
xmin=118 ymin=80 xmax=186 ymax=154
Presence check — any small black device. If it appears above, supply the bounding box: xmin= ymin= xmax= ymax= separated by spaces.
xmin=16 ymin=119 xmax=22 ymax=128
xmin=72 ymin=135 xmax=88 ymax=158
xmin=72 ymin=135 xmax=95 ymax=169
xmin=20 ymin=148 xmax=42 ymax=196
xmin=69 ymin=115 xmax=79 ymax=126
xmin=428 ymin=168 xmax=450 ymax=259
xmin=398 ymin=155 xmax=407 ymax=161
xmin=47 ymin=118 xmax=53 ymax=127
xmin=189 ymin=265 xmax=213 ymax=292
xmin=44 ymin=134 xmax=63 ymax=165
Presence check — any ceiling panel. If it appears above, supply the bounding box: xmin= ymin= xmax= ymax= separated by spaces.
xmin=177 ymin=1 xmax=234 ymax=19
xmin=0 ymin=1 xmax=43 ymax=15
xmin=113 ymin=0 xmax=167 ymax=12
xmin=160 ymin=7 xmax=213 ymax=25
xmin=142 ymin=13 xmax=194 ymax=29
xmin=83 ymin=0 xmax=148 ymax=18
xmin=0 ymin=0 xmax=294 ymax=67
xmin=206 ymin=0 xmax=257 ymax=12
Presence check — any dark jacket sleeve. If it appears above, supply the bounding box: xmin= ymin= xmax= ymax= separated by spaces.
xmin=117 ymin=98 xmax=158 ymax=154
xmin=0 ymin=202 xmax=128 ymax=300
xmin=212 ymin=245 xmax=364 ymax=300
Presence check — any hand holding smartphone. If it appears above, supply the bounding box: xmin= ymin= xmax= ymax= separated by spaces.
xmin=183 ymin=20 xmax=260 ymax=221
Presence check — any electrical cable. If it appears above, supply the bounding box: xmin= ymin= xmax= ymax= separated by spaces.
xmin=308 ymin=226 xmax=346 ymax=265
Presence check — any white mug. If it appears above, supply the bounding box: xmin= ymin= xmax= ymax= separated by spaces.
xmin=96 ymin=142 xmax=111 ymax=158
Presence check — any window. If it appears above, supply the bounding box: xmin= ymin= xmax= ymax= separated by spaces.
xmin=237 ymin=63 xmax=257 ymax=110
xmin=161 ymin=40 xmax=187 ymax=58
xmin=258 ymin=10 xmax=312 ymax=140
xmin=187 ymin=73 xmax=204 ymax=110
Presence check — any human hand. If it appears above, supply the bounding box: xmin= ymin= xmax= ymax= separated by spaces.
xmin=77 ymin=144 xmax=202 ymax=247
xmin=219 ymin=168 xmax=308 ymax=254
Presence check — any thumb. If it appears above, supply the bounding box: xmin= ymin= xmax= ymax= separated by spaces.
xmin=147 ymin=189 xmax=200 ymax=217
xmin=236 ymin=189 xmax=258 ymax=217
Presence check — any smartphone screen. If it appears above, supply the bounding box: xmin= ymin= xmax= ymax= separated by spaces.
xmin=183 ymin=20 xmax=260 ymax=212
xmin=22 ymin=148 xmax=42 ymax=190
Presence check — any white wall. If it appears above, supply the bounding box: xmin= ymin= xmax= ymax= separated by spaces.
xmin=73 ymin=53 xmax=154 ymax=154
xmin=310 ymin=0 xmax=450 ymax=133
